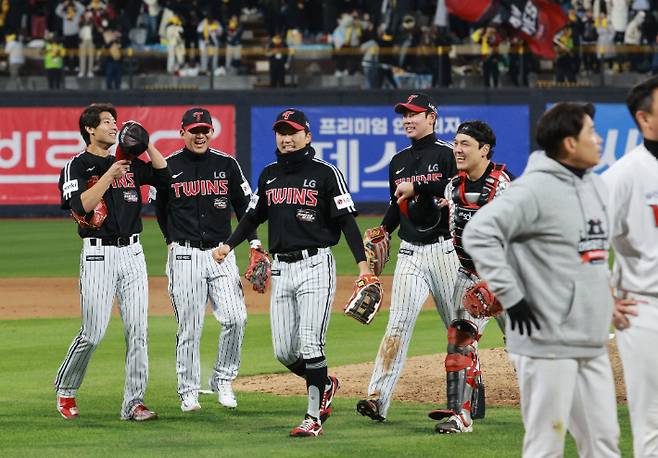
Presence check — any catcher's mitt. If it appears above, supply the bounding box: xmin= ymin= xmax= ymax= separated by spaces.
xmin=245 ymin=247 xmax=271 ymax=294
xmin=344 ymin=274 xmax=383 ymax=325
xmin=117 ymin=120 xmax=149 ymax=160
xmin=463 ymin=280 xmax=503 ymax=318
xmin=363 ymin=226 xmax=390 ymax=276
xmin=71 ymin=176 xmax=107 ymax=229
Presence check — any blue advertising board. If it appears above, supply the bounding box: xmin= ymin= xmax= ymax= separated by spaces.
xmin=251 ymin=105 xmax=530 ymax=202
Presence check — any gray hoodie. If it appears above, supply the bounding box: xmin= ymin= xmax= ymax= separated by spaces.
xmin=463 ymin=151 xmax=613 ymax=358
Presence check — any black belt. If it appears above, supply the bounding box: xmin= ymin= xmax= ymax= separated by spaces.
xmin=407 ymin=235 xmax=446 ymax=246
xmin=88 ymin=234 xmax=139 ymax=247
xmin=273 ymin=248 xmax=319 ymax=263
xmin=176 ymin=240 xmax=220 ymax=251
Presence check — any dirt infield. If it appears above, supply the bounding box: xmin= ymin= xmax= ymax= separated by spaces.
xmin=1 ymin=277 xmax=627 ymax=406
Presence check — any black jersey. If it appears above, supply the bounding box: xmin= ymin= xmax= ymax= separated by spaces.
xmin=445 ymin=161 xmax=514 ymax=273
xmin=247 ymin=146 xmax=357 ymax=254
xmin=387 ymin=133 xmax=457 ymax=243
xmin=154 ymin=147 xmax=253 ymax=244
xmin=59 ymin=150 xmax=171 ymax=238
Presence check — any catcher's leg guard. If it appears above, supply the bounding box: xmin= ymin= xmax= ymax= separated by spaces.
xmin=429 ymin=320 xmax=480 ymax=422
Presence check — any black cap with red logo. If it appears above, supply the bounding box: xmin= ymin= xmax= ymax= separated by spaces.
xmin=272 ymin=108 xmax=310 ymax=132
xmin=394 ymin=93 xmax=438 ymax=115
xmin=181 ymin=107 xmax=213 ymax=131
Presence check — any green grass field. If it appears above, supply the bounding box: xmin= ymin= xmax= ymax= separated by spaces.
xmin=0 ymin=218 xmax=632 ymax=456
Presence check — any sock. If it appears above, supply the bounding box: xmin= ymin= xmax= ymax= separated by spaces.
xmin=304 ymin=356 xmax=327 ymax=421
xmin=286 ymin=357 xmax=306 ymax=378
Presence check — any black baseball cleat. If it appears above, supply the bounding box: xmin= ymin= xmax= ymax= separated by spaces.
xmin=356 ymin=399 xmax=385 ymax=422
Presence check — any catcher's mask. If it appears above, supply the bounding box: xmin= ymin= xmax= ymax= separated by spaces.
xmin=399 ymin=194 xmax=442 ymax=232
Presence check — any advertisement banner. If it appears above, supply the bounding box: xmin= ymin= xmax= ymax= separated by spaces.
xmin=251 ymin=105 xmax=529 ymax=202
xmin=0 ymin=105 xmax=235 ymax=205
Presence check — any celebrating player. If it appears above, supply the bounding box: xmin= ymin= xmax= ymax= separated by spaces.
xmin=429 ymin=121 xmax=513 ymax=434
xmin=357 ymin=93 xmax=459 ymax=423
xmin=153 ymin=108 xmax=260 ymax=412
xmin=54 ymin=103 xmax=170 ymax=421
xmin=212 ymin=108 xmax=377 ymax=437
xmin=464 ymin=103 xmax=621 ymax=457
xmin=602 ymin=76 xmax=658 ymax=458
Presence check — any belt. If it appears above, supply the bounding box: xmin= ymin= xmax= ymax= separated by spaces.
xmin=407 ymin=235 xmax=445 ymax=246
xmin=273 ymin=248 xmax=319 ymax=263
xmin=176 ymin=240 xmax=220 ymax=251
xmin=88 ymin=234 xmax=139 ymax=247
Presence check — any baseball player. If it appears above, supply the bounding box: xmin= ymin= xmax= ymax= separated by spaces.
xmin=54 ymin=103 xmax=170 ymax=421
xmin=463 ymin=102 xmax=620 ymax=457
xmin=602 ymin=76 xmax=658 ymax=458
xmin=357 ymin=93 xmax=460 ymax=422
xmin=153 ymin=108 xmax=259 ymax=412
xmin=213 ymin=108 xmax=373 ymax=437
xmin=429 ymin=120 xmax=513 ymax=434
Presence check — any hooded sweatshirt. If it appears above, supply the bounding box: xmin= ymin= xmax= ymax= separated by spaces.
xmin=463 ymin=151 xmax=613 ymax=358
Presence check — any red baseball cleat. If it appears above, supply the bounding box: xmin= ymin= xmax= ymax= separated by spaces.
xmin=319 ymin=375 xmax=340 ymax=423
xmin=57 ymin=396 xmax=79 ymax=420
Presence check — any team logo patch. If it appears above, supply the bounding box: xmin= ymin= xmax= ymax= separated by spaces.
xmin=62 ymin=179 xmax=79 ymax=196
xmin=399 ymin=248 xmax=414 ymax=256
xmin=85 ymin=255 xmax=104 ymax=261
xmin=241 ymin=181 xmax=252 ymax=196
xmin=176 ymin=254 xmax=192 ymax=261
xmin=578 ymin=218 xmax=609 ymax=264
xmin=123 ymin=190 xmax=139 ymax=203
xmin=247 ymin=193 xmax=259 ymax=210
xmin=214 ymin=197 xmax=228 ymax=209
xmin=334 ymin=193 xmax=354 ymax=210
xmin=296 ymin=208 xmax=316 ymax=222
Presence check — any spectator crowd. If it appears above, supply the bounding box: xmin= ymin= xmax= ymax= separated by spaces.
xmin=0 ymin=0 xmax=656 ymax=90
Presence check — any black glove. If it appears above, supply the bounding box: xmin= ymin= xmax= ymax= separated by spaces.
xmin=117 ymin=120 xmax=149 ymax=158
xmin=507 ymin=298 xmax=540 ymax=336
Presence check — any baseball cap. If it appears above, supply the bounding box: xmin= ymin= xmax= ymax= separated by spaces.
xmin=272 ymin=108 xmax=310 ymax=132
xmin=394 ymin=93 xmax=438 ymax=114
xmin=181 ymin=108 xmax=213 ymax=131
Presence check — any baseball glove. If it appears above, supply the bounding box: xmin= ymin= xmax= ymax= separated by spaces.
xmin=116 ymin=120 xmax=149 ymax=160
xmin=363 ymin=226 xmax=390 ymax=276
xmin=344 ymin=274 xmax=383 ymax=325
xmin=463 ymin=280 xmax=503 ymax=318
xmin=71 ymin=176 xmax=108 ymax=229
xmin=245 ymin=247 xmax=271 ymax=294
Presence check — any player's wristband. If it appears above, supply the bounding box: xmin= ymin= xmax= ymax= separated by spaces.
xmin=249 ymin=239 xmax=263 ymax=249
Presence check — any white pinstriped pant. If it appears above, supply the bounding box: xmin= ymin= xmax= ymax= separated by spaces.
xmin=270 ymin=248 xmax=336 ymax=365
xmin=54 ymin=238 xmax=149 ymax=418
xmin=366 ymin=238 xmax=460 ymax=418
xmin=167 ymin=245 xmax=247 ymax=397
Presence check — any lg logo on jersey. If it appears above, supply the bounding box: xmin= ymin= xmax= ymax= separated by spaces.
xmin=428 ymin=163 xmax=439 ymax=173
xmin=214 ymin=171 xmax=226 ymax=179
xmin=303 ymin=179 xmax=316 ymax=188
xmin=171 ymin=179 xmax=229 ymax=198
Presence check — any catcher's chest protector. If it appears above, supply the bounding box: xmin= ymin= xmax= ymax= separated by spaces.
xmin=451 ymin=164 xmax=507 ymax=272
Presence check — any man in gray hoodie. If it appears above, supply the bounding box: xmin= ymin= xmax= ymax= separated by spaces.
xmin=463 ymin=103 xmax=620 ymax=458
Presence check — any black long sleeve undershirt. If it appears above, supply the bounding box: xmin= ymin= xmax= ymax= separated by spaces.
xmin=380 ymin=203 xmax=400 ymax=235
xmin=336 ymin=213 xmax=366 ymax=264
xmin=225 ymin=211 xmax=259 ymax=249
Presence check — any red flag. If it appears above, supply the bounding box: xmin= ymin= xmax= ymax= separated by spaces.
xmin=447 ymin=0 xmax=567 ymax=59
xmin=510 ymin=0 xmax=567 ymax=59
xmin=445 ymin=0 xmax=497 ymax=23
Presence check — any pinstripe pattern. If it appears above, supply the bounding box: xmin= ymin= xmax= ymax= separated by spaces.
xmin=270 ymin=248 xmax=336 ymax=365
xmin=166 ymin=245 xmax=246 ymax=397
xmin=366 ymin=238 xmax=460 ymax=418
xmin=54 ymin=239 xmax=149 ymax=417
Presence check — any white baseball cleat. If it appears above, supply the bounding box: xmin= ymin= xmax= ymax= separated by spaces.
xmin=181 ymin=394 xmax=201 ymax=412
xmin=217 ymin=381 xmax=237 ymax=408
